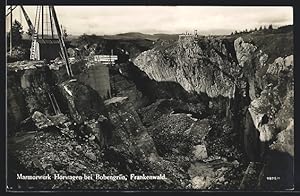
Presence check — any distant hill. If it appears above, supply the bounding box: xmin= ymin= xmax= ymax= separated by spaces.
xmin=276 ymin=25 xmax=293 ymax=33
xmin=112 ymin=32 xmax=157 ymax=40
xmin=153 ymin=33 xmax=179 ymax=41
xmin=22 ymin=31 xmax=179 ymax=42
xmin=103 ymin=32 xmax=179 ymax=41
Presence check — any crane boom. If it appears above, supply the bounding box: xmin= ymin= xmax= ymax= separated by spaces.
xmin=49 ymin=6 xmax=73 ymax=77
xmin=20 ymin=6 xmax=36 ymax=35
xmin=5 ymin=6 xmax=17 ymax=16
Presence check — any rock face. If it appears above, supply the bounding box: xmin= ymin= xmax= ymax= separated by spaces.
xmin=234 ymin=37 xmax=294 ymax=153
xmin=234 ymin=37 xmax=294 ymax=189
xmin=6 ymin=59 xmax=88 ymax=135
xmin=247 ymin=55 xmax=294 ymax=147
xmin=77 ymin=62 xmax=112 ymax=99
xmin=133 ymin=36 xmax=240 ymax=98
xmin=109 ymin=66 xmax=146 ymax=109
xmin=7 ymin=63 xmax=58 ymax=135
xmin=104 ymin=97 xmax=158 ymax=160
xmin=132 ymin=35 xmax=293 ymax=189
xmin=234 ymin=37 xmax=269 ymax=100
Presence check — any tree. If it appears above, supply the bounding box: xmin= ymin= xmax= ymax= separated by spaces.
xmin=254 ymin=27 xmax=258 ymax=31
xmin=26 ymin=29 xmax=32 ymax=36
xmin=259 ymin=26 xmax=263 ymax=31
xmin=268 ymin=24 xmax=273 ymax=30
xmin=7 ymin=20 xmax=24 ymax=47
xmin=61 ymin=25 xmax=68 ymax=39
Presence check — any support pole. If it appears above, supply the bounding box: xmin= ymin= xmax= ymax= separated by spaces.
xmin=49 ymin=6 xmax=54 ymax=39
xmin=52 ymin=93 xmax=61 ymax=114
xmin=36 ymin=6 xmax=41 ymax=39
xmin=50 ymin=6 xmax=73 ymax=77
xmin=48 ymin=93 xmax=57 ymax=115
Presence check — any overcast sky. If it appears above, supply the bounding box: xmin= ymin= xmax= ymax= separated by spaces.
xmin=6 ymin=6 xmax=293 ymax=35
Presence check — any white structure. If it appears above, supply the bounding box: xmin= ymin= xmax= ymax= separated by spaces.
xmin=94 ymin=55 xmax=118 ymax=65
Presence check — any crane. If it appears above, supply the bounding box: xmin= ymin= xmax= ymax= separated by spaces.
xmin=20 ymin=6 xmax=35 ymax=35
xmin=7 ymin=5 xmax=73 ymax=78
xmin=18 ymin=6 xmax=39 ymax=61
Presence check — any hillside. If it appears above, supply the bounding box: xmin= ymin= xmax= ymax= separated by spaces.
xmin=223 ymin=25 xmax=293 ymax=63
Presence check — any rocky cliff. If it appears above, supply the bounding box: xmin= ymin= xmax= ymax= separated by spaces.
xmin=133 ymin=34 xmax=294 ymax=189
xmin=133 ymin=36 xmax=240 ymax=98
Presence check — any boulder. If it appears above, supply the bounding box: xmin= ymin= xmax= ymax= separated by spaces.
xmin=59 ymin=79 xmax=113 ymax=148
xmin=192 ymin=145 xmax=208 ymax=161
xmin=59 ymin=79 xmax=108 ymax=123
xmin=32 ymin=111 xmax=54 ymax=130
xmin=191 ymin=176 xmax=214 ymax=189
xmin=270 ymin=118 xmax=294 ymax=156
xmin=85 ymin=151 xmax=97 ymax=161
xmin=105 ymin=97 xmax=158 ymax=160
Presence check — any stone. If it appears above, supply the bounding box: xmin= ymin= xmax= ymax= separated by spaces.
xmin=67 ymin=145 xmax=73 ymax=151
xmin=47 ymin=167 xmax=57 ymax=175
xmin=75 ymin=145 xmax=82 ymax=152
xmin=258 ymin=124 xmax=274 ymax=142
xmin=59 ymin=151 xmax=68 ymax=158
xmin=67 ymin=162 xmax=87 ymax=174
xmin=104 ymin=96 xmax=129 ymax=105
xmin=48 ymin=114 xmax=69 ymax=126
xmin=85 ymin=151 xmax=97 ymax=161
xmin=190 ymin=119 xmax=211 ymax=143
xmin=218 ymin=176 xmax=225 ymax=182
xmin=270 ymin=118 xmax=294 ymax=156
xmin=188 ymin=162 xmax=215 ymax=179
xmin=32 ymin=111 xmax=54 ymax=130
xmin=31 ymin=158 xmax=43 ymax=170
xmin=192 ymin=145 xmax=208 ymax=160
xmin=89 ymin=135 xmax=96 ymax=141
xmin=191 ymin=176 xmax=213 ymax=189
xmin=232 ymin=160 xmax=239 ymax=168
xmin=267 ymin=55 xmax=293 ymax=76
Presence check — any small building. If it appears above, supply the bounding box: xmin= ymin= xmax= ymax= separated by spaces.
xmin=31 ymin=39 xmax=61 ymax=61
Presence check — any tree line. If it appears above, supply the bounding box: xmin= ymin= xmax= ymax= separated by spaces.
xmin=231 ymin=24 xmax=273 ymax=35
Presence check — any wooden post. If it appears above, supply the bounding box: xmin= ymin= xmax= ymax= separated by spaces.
xmin=49 ymin=6 xmax=54 ymax=39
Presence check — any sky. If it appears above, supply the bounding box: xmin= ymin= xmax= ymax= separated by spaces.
xmin=6 ymin=6 xmax=293 ymax=36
